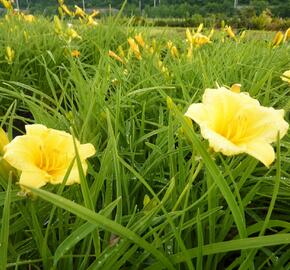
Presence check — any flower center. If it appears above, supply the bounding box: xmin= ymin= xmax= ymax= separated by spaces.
xmin=214 ymin=110 xmax=256 ymax=144
xmin=36 ymin=146 xmax=67 ymax=175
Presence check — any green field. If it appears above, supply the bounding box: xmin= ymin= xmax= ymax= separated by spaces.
xmin=0 ymin=12 xmax=290 ymax=270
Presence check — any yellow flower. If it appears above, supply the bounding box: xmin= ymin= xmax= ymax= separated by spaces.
xmin=74 ymin=5 xmax=86 ymax=18
xmin=60 ymin=4 xmax=72 ymax=17
xmin=135 ymin=33 xmax=145 ymax=48
xmin=108 ymin=50 xmax=125 ymax=64
xmin=0 ymin=0 xmax=13 ymax=10
xmin=3 ymin=124 xmax=95 ymax=189
xmin=281 ymin=70 xmax=290 ymax=83
xmin=66 ymin=28 xmax=82 ymax=40
xmin=185 ymin=87 xmax=289 ymax=167
xmin=5 ymin=46 xmax=15 ymax=64
xmin=167 ymin=41 xmax=179 ymax=58
xmin=272 ymin=31 xmax=284 ymax=47
xmin=283 ymin=28 xmax=290 ymax=42
xmin=128 ymin=37 xmax=142 ymax=60
xmin=22 ymin=14 xmax=35 ymax=22
xmin=225 ymin=25 xmax=237 ymax=41
xmin=54 ymin=15 xmax=62 ymax=35
xmin=192 ymin=33 xmax=211 ymax=47
xmin=87 ymin=16 xmax=98 ymax=26
xmin=71 ymin=49 xmax=80 ymax=58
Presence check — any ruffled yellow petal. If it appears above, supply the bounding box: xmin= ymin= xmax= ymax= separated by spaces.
xmin=4 ymin=135 xmax=42 ymax=170
xmin=19 ymin=169 xmax=49 ymax=188
xmin=185 ymin=103 xmax=209 ymax=125
xmin=79 ymin=143 xmax=96 ymax=159
xmin=200 ymin=126 xmax=244 ymax=155
xmin=52 ymin=161 xmax=88 ymax=185
xmin=243 ymin=141 xmax=275 ymax=167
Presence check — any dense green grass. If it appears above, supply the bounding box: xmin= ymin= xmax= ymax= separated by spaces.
xmin=0 ymin=14 xmax=290 ymax=270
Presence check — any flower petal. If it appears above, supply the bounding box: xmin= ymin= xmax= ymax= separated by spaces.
xmin=200 ymin=126 xmax=244 ymax=156
xmin=243 ymin=141 xmax=275 ymax=167
xmin=51 ymin=161 xmax=88 ymax=185
xmin=79 ymin=143 xmax=96 ymax=159
xmin=19 ymin=169 xmax=49 ymax=188
xmin=185 ymin=103 xmax=209 ymax=125
xmin=4 ymin=135 xmax=42 ymax=170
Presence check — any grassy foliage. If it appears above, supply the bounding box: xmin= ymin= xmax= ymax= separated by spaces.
xmin=0 ymin=14 xmax=289 ymax=270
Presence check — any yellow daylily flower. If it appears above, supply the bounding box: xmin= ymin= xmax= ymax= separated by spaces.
xmin=167 ymin=41 xmax=179 ymax=58
xmin=0 ymin=0 xmax=13 ymax=10
xmin=74 ymin=5 xmax=86 ymax=18
xmin=283 ymin=28 xmax=290 ymax=42
xmin=135 ymin=33 xmax=145 ymax=48
xmin=89 ymin=9 xmax=99 ymax=18
xmin=5 ymin=46 xmax=15 ymax=64
xmin=22 ymin=14 xmax=35 ymax=22
xmin=108 ymin=50 xmax=125 ymax=64
xmin=272 ymin=31 xmax=284 ymax=47
xmin=66 ymin=28 xmax=82 ymax=40
xmin=3 ymin=124 xmax=95 ymax=189
xmin=185 ymin=87 xmax=289 ymax=167
xmin=54 ymin=15 xmax=62 ymax=35
xmin=60 ymin=4 xmax=73 ymax=17
xmin=281 ymin=70 xmax=290 ymax=83
xmin=87 ymin=16 xmax=98 ymax=26
xmin=225 ymin=25 xmax=237 ymax=41
xmin=192 ymin=33 xmax=211 ymax=47
xmin=71 ymin=49 xmax=80 ymax=58
xmin=128 ymin=37 xmax=142 ymax=60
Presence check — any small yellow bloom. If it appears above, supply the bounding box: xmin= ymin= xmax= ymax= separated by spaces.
xmin=87 ymin=16 xmax=98 ymax=26
xmin=108 ymin=50 xmax=125 ymax=64
xmin=3 ymin=124 xmax=96 ymax=189
xmin=54 ymin=15 xmax=62 ymax=35
xmin=128 ymin=37 xmax=142 ymax=60
xmin=281 ymin=70 xmax=290 ymax=83
xmin=192 ymin=33 xmax=211 ymax=47
xmin=185 ymin=87 xmax=289 ymax=167
xmin=0 ymin=0 xmax=13 ymax=10
xmin=225 ymin=25 xmax=237 ymax=41
xmin=74 ymin=5 xmax=86 ymax=18
xmin=60 ymin=4 xmax=72 ymax=17
xmin=272 ymin=31 xmax=284 ymax=47
xmin=89 ymin=9 xmax=99 ymax=18
xmin=230 ymin=83 xmax=241 ymax=93
xmin=71 ymin=49 xmax=80 ymax=58
xmin=135 ymin=33 xmax=145 ymax=48
xmin=22 ymin=14 xmax=35 ymax=22
xmin=66 ymin=28 xmax=82 ymax=40
xmin=283 ymin=28 xmax=290 ymax=42
xmin=5 ymin=46 xmax=15 ymax=64
xmin=167 ymin=41 xmax=179 ymax=58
